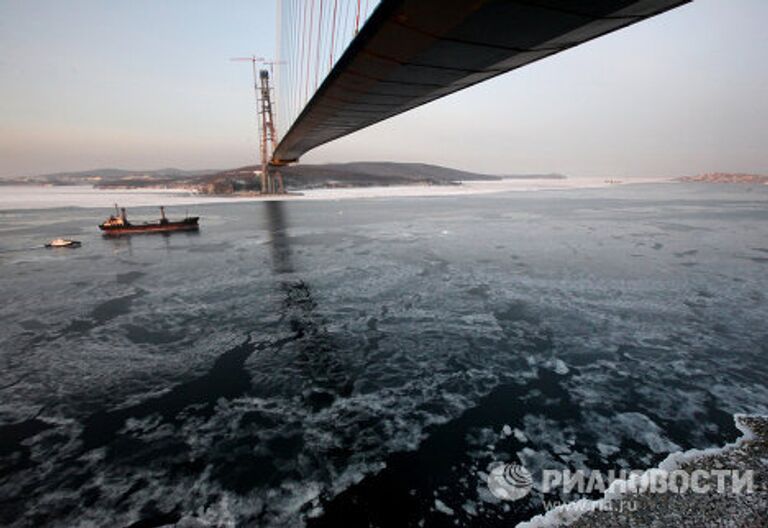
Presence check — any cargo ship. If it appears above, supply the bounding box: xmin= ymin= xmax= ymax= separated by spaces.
xmin=99 ymin=205 xmax=199 ymax=235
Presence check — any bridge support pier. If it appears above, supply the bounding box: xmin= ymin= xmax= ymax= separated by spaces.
xmin=261 ymin=166 xmax=285 ymax=195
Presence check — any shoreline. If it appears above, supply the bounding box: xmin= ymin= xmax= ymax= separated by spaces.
xmin=0 ymin=178 xmax=666 ymax=211
xmin=518 ymin=414 xmax=768 ymax=528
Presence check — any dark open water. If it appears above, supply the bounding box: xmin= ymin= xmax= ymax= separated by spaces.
xmin=1 ymin=183 xmax=767 ymax=527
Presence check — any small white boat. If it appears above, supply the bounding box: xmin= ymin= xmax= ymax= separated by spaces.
xmin=45 ymin=239 xmax=81 ymax=248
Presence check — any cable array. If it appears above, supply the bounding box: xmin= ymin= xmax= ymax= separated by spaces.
xmin=275 ymin=0 xmax=379 ymax=141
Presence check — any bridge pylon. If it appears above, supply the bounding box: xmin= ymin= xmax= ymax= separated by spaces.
xmin=257 ymin=69 xmax=284 ymax=195
xmin=231 ymin=55 xmax=285 ymax=195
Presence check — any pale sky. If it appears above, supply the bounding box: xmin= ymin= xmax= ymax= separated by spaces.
xmin=1 ymin=0 xmax=767 ymax=179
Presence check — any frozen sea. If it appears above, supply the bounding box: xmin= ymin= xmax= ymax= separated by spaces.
xmin=0 ymin=182 xmax=767 ymax=527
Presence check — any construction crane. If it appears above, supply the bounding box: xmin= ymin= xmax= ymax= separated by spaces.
xmin=230 ymin=55 xmax=286 ymax=194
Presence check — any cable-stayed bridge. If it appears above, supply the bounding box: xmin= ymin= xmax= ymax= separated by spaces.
xmin=259 ymin=0 xmax=689 ymax=191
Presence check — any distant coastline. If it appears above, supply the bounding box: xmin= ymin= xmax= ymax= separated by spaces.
xmin=0 ymin=162 xmax=566 ymax=195
xmin=674 ymin=172 xmax=768 ymax=184
xmin=0 ymin=177 xmax=617 ymax=211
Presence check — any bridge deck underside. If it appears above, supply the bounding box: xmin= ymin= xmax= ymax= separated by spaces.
xmin=273 ymin=0 xmax=689 ymax=164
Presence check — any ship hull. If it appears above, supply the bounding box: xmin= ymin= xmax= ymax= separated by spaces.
xmin=99 ymin=218 xmax=199 ymax=236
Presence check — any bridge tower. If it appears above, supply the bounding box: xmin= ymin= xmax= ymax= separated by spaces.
xmin=257 ymin=69 xmax=284 ymax=194
xmin=231 ymin=55 xmax=285 ymax=194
